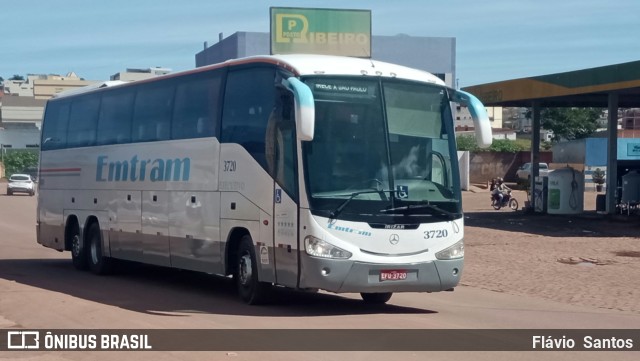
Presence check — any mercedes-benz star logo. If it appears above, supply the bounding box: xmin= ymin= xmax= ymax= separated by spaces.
xmin=389 ymin=234 xmax=400 ymax=245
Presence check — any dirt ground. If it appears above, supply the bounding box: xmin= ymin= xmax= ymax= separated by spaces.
xmin=461 ymin=186 xmax=640 ymax=314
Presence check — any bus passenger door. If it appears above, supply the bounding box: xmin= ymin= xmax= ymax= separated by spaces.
xmin=268 ymin=89 xmax=299 ymax=288
xmin=273 ymin=186 xmax=298 ymax=287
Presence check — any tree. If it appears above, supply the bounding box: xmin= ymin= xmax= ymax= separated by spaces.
xmin=2 ymin=149 xmax=39 ymax=178
xmin=456 ymin=134 xmax=479 ymax=151
xmin=9 ymin=74 xmax=24 ymax=81
xmin=540 ymin=108 xmax=601 ymax=141
xmin=456 ymin=135 xmax=528 ymax=153
xmin=488 ymin=139 xmax=527 ymax=153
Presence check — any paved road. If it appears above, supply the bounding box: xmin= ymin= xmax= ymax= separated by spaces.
xmin=0 ymin=194 xmax=638 ymax=360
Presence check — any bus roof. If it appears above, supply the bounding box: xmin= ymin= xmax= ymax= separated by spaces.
xmin=227 ymin=54 xmax=446 ymax=86
xmin=53 ymin=80 xmax=127 ymax=99
xmin=52 ymin=54 xmax=446 ymax=99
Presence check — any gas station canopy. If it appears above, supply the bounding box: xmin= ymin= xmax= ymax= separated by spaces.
xmin=462 ymin=60 xmax=640 ymax=214
xmin=463 ymin=60 xmax=640 ymax=108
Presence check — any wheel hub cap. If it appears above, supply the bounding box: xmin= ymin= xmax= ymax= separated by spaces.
xmin=72 ymin=235 xmax=81 ymax=256
xmin=239 ymin=252 xmax=253 ymax=286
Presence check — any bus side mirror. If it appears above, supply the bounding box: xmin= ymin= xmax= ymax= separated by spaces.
xmin=451 ymin=89 xmax=492 ymax=148
xmin=285 ymin=77 xmax=315 ymax=141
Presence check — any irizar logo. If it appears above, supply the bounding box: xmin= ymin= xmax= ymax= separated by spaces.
xmin=96 ymin=155 xmax=190 ymax=182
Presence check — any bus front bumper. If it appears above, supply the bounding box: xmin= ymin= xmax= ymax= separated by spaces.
xmin=299 ymin=255 xmax=463 ymax=293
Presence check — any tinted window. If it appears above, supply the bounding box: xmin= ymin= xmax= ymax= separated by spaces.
xmin=132 ymin=81 xmax=175 ymax=142
xmin=41 ymin=100 xmax=70 ymax=150
xmin=266 ymin=89 xmax=297 ymax=199
xmin=10 ymin=175 xmax=31 ymax=181
xmin=221 ymin=67 xmax=275 ymax=169
xmin=172 ymin=70 xmax=223 ymax=140
xmin=97 ymin=89 xmax=135 ymax=145
xmin=67 ymin=94 xmax=100 ymax=148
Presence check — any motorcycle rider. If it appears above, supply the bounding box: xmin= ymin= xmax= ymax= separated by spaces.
xmin=491 ymin=177 xmax=511 ymax=205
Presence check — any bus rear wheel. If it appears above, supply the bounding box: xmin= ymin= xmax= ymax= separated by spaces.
xmin=70 ymin=226 xmax=88 ymax=271
xmin=87 ymin=223 xmax=112 ymax=275
xmin=360 ymin=292 xmax=393 ymax=304
xmin=236 ymin=235 xmax=271 ymax=305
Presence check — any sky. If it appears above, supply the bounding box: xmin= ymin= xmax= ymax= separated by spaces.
xmin=2 ymin=0 xmax=640 ymax=88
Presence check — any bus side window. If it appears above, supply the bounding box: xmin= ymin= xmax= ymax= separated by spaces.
xmin=67 ymin=93 xmax=100 ymax=148
xmin=172 ymin=70 xmax=222 ymax=140
xmin=42 ymin=101 xmax=70 ymax=150
xmin=266 ymin=89 xmax=297 ymax=199
xmin=97 ymin=89 xmax=134 ymax=145
xmin=133 ymin=81 xmax=175 ymax=142
xmin=221 ymin=67 xmax=276 ymax=170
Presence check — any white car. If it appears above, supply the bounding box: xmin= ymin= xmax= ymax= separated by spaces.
xmin=6 ymin=174 xmax=36 ymax=196
xmin=516 ymin=162 xmax=550 ymax=181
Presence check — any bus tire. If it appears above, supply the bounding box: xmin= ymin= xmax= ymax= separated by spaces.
xmin=70 ymin=224 xmax=88 ymax=271
xmin=86 ymin=222 xmax=112 ymax=275
xmin=236 ymin=235 xmax=270 ymax=305
xmin=360 ymin=292 xmax=393 ymax=304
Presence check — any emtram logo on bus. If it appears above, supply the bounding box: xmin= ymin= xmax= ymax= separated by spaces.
xmin=95 ymin=155 xmax=191 ymax=182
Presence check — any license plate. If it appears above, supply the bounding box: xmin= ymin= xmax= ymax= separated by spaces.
xmin=380 ymin=269 xmax=407 ymax=281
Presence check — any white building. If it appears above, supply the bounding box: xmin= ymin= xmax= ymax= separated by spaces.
xmin=3 ymin=76 xmax=37 ymax=97
xmin=0 ymin=95 xmax=46 ymax=129
xmin=455 ymin=105 xmax=503 ymax=130
xmin=3 ymin=73 xmax=96 ymax=100
xmin=110 ymin=67 xmax=171 ymax=81
xmin=33 ymin=72 xmax=96 ymax=100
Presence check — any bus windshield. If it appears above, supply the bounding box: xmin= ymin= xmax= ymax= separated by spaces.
xmin=302 ymin=77 xmax=461 ymax=222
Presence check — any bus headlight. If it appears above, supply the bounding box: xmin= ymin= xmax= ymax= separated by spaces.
xmin=435 ymin=240 xmax=464 ymax=260
xmin=304 ymin=236 xmax=352 ymax=259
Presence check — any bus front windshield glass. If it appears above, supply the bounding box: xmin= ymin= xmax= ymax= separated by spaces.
xmin=302 ymin=77 xmax=461 ymax=223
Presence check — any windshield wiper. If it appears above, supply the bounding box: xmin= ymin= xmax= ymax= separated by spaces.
xmin=379 ymin=203 xmax=460 ymax=220
xmin=329 ymin=190 xmax=396 ymax=220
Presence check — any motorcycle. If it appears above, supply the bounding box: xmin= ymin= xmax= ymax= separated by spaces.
xmin=491 ymin=190 xmax=519 ymax=210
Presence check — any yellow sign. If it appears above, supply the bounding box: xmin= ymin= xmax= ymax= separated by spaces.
xmin=275 ymin=14 xmax=309 ymax=43
xmin=270 ymin=7 xmax=371 ymax=58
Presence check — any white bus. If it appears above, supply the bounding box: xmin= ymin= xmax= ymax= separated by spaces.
xmin=37 ymin=54 xmax=491 ymax=305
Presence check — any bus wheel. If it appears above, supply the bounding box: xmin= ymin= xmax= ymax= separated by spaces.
xmin=236 ymin=235 xmax=270 ymax=305
xmin=360 ymin=292 xmax=393 ymax=304
xmin=87 ymin=223 xmax=112 ymax=275
xmin=70 ymin=228 xmax=88 ymax=271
